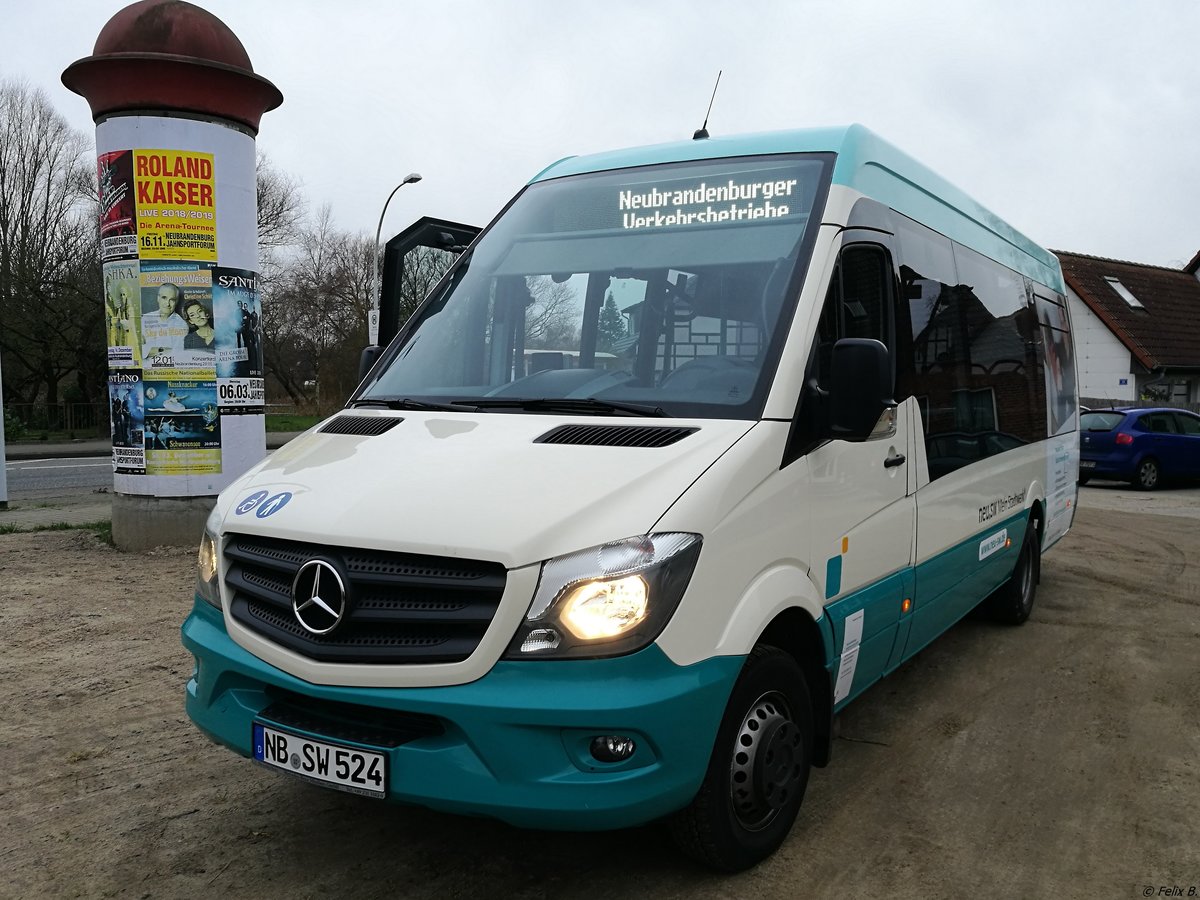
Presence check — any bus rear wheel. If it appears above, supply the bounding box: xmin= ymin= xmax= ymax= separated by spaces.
xmin=985 ymin=516 xmax=1040 ymax=625
xmin=670 ymin=645 xmax=812 ymax=872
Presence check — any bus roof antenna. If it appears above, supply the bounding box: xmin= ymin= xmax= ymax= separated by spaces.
xmin=693 ymin=70 xmax=722 ymax=140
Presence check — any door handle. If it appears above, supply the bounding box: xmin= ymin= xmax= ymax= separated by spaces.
xmin=884 ymin=453 xmax=907 ymax=469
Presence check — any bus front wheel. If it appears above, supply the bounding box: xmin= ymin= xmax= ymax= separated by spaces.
xmin=670 ymin=644 xmax=813 ymax=872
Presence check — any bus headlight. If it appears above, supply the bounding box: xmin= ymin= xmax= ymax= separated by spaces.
xmin=560 ymin=574 xmax=649 ymax=640
xmin=505 ymin=533 xmax=701 ymax=659
xmin=196 ymin=507 xmax=222 ymax=609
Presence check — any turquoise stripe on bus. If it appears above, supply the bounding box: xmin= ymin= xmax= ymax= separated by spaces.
xmin=824 ymin=555 xmax=843 ymax=599
xmin=900 ymin=510 xmax=1029 ymax=663
xmin=182 ymin=600 xmax=745 ymax=830
xmin=822 ymin=508 xmax=1033 ymax=710
xmin=825 ymin=569 xmax=912 ymax=711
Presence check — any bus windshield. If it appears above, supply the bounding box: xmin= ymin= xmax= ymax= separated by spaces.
xmin=359 ymin=154 xmax=832 ymax=419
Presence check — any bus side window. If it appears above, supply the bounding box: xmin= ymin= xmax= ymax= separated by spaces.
xmin=790 ymin=244 xmax=894 ymax=457
xmin=813 ymin=244 xmax=892 ymax=389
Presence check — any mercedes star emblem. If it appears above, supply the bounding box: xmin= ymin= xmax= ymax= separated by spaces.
xmin=291 ymin=560 xmax=347 ymax=635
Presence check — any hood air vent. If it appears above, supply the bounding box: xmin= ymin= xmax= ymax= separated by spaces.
xmin=319 ymin=416 xmax=402 ymax=436
xmin=535 ymin=424 xmax=698 ymax=448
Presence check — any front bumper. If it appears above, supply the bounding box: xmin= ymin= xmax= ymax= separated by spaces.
xmin=182 ymin=599 xmax=743 ymax=830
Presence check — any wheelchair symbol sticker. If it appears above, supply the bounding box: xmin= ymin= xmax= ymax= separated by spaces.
xmin=235 ymin=490 xmax=269 ymax=515
xmin=234 ymin=490 xmax=293 ymax=518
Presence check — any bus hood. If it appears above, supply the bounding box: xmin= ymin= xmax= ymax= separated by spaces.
xmin=216 ymin=413 xmax=754 ymax=569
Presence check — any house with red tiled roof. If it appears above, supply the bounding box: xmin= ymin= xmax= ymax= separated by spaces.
xmin=1053 ymin=250 xmax=1200 ymax=405
xmin=1187 ymin=250 xmax=1200 ymax=278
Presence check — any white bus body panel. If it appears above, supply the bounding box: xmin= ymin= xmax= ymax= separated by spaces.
xmin=213 ymin=413 xmax=752 ymax=687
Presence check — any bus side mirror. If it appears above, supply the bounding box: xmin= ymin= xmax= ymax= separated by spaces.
xmin=359 ymin=345 xmax=383 ymax=381
xmin=828 ymin=338 xmax=894 ymax=441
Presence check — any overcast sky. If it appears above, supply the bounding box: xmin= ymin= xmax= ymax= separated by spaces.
xmin=5 ymin=0 xmax=1199 ymax=267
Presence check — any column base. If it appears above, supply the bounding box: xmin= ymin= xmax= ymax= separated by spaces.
xmin=113 ymin=493 xmax=216 ymax=551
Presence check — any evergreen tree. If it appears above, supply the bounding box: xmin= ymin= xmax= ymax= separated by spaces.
xmin=597 ymin=292 xmax=627 ymax=353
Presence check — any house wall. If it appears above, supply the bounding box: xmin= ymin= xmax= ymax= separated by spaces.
xmin=1065 ymin=287 xmax=1136 ymax=402
xmin=1137 ymin=372 xmax=1200 ymax=405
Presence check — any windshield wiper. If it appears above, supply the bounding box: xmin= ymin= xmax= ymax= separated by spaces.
xmin=456 ymin=397 xmax=667 ymax=417
xmin=349 ymin=397 xmax=476 ymax=412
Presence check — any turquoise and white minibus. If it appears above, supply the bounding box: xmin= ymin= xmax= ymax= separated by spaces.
xmin=184 ymin=125 xmax=1078 ymax=871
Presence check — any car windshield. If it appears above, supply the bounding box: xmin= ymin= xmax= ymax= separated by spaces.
xmin=358 ymin=154 xmax=832 ymax=418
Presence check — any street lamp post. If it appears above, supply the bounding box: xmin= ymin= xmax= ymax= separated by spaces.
xmin=371 ymin=173 xmax=422 ymax=346
xmin=0 ymin=348 xmax=9 ymax=509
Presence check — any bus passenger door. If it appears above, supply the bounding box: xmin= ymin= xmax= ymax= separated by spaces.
xmin=802 ymin=236 xmax=916 ymax=710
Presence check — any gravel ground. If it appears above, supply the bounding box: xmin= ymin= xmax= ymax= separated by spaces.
xmin=1 ymin=497 xmax=1197 ymax=899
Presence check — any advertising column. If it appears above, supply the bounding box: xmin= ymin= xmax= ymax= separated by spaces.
xmin=63 ymin=0 xmax=282 ymax=548
xmin=99 ymin=130 xmax=265 ymax=498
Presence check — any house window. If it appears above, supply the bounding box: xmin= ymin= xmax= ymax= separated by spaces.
xmin=1103 ymin=276 xmax=1144 ymax=309
xmin=952 ymin=388 xmax=998 ymax=432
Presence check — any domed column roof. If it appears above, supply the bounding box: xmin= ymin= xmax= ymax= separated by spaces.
xmin=62 ymin=0 xmax=282 ymax=134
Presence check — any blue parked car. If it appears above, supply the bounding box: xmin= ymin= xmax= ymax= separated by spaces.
xmin=1079 ymin=407 xmax=1200 ymax=489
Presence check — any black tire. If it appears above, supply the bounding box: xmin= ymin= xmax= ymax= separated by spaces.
xmin=1134 ymin=457 xmax=1161 ymax=491
xmin=1077 ymin=474 xmax=1091 ymax=486
xmin=670 ymin=645 xmax=813 ymax=872
xmin=985 ymin=516 xmax=1040 ymax=625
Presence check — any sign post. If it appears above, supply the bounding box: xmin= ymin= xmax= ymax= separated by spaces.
xmin=0 ymin=350 xmax=9 ymax=510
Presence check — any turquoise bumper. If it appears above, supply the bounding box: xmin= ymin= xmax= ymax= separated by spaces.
xmin=182 ymin=600 xmax=744 ymax=830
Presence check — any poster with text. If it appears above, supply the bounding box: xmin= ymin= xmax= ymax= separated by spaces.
xmin=138 ymin=260 xmax=217 ymax=379
xmin=98 ymin=150 xmax=137 ymax=262
xmin=143 ymin=379 xmax=221 ymax=475
xmin=103 ymin=260 xmax=142 ymax=368
xmin=212 ymin=266 xmax=265 ymax=411
xmin=133 ymin=149 xmax=217 ymax=261
xmin=108 ymin=370 xmax=145 ymax=474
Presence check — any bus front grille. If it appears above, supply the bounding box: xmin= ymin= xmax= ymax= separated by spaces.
xmin=223 ymin=533 xmax=507 ymax=664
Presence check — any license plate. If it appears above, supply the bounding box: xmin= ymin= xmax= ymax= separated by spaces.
xmin=1080 ymin=460 xmax=1096 ymax=469
xmin=253 ymin=723 xmax=386 ymax=798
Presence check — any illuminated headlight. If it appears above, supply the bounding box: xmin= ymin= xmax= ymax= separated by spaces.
xmin=196 ymin=507 xmax=222 ymax=609
xmin=505 ymin=533 xmax=701 ymax=659
xmin=560 ymin=575 xmax=648 ymax=640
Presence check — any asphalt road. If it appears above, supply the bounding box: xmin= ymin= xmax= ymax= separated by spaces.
xmin=3 ymin=455 xmax=113 ymax=501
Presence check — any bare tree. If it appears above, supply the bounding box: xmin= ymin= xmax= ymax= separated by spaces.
xmin=524 ymin=276 xmax=580 ymax=349
xmin=394 ymin=244 xmax=457 ymax=329
xmin=264 ymin=206 xmax=375 ymax=408
xmin=256 ymin=151 xmax=305 ymax=250
xmin=0 ymin=80 xmax=98 ymax=406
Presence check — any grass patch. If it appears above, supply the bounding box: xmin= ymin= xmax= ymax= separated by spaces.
xmin=83 ymin=520 xmax=115 ymax=545
xmin=266 ymin=413 xmax=321 ymax=432
xmin=0 ymin=520 xmax=113 ymax=542
xmin=9 ymin=430 xmax=106 ymax=443
xmin=66 ymin=747 xmax=108 ymax=764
